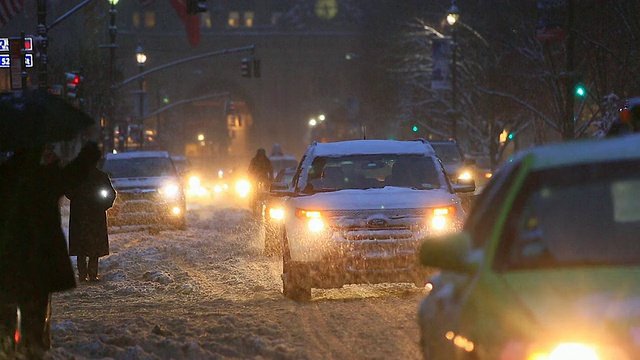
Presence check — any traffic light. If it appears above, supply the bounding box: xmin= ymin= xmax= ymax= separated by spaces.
xmin=240 ymin=57 xmax=251 ymax=78
xmin=574 ymin=84 xmax=586 ymax=97
xmin=224 ymin=100 xmax=236 ymax=115
xmin=186 ymin=0 xmax=207 ymax=15
xmin=65 ymin=72 xmax=83 ymax=100
xmin=412 ymin=125 xmax=419 ymax=132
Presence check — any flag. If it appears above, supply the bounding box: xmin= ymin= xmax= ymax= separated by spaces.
xmin=170 ymin=0 xmax=200 ymax=47
xmin=0 ymin=0 xmax=23 ymax=26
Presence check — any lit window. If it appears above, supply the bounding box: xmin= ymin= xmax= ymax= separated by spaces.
xmin=228 ymin=11 xmax=239 ymax=27
xmin=144 ymin=11 xmax=155 ymax=28
xmin=132 ymin=12 xmax=141 ymax=27
xmin=244 ymin=11 xmax=254 ymax=27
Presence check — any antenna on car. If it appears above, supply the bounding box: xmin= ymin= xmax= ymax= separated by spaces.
xmin=362 ymin=125 xmax=367 ymax=140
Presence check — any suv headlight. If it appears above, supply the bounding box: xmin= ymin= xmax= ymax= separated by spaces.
xmin=160 ymin=183 xmax=180 ymax=199
xmin=268 ymin=206 xmax=285 ymax=221
xmin=295 ymin=209 xmax=325 ymax=232
xmin=429 ymin=206 xmax=456 ymax=232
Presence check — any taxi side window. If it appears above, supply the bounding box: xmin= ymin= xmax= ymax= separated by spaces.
xmin=464 ymin=161 xmax=523 ymax=248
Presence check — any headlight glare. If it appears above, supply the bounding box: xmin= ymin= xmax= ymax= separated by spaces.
xmin=430 ymin=206 xmax=455 ymax=231
xmin=308 ymin=218 xmax=324 ymax=232
xmin=501 ymin=341 xmax=602 ymax=360
xmin=188 ymin=175 xmax=201 ymax=188
xmin=295 ymin=209 xmax=325 ymax=232
xmin=235 ymin=179 xmax=251 ymax=198
xmin=547 ymin=343 xmax=599 ymax=360
xmin=457 ymin=170 xmax=472 ymax=181
xmin=269 ymin=207 xmax=285 ymax=220
xmin=161 ymin=183 xmax=180 ymax=198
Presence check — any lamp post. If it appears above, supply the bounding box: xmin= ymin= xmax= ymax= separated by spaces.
xmin=105 ymin=0 xmax=118 ymax=153
xmin=136 ymin=42 xmax=147 ymax=149
xmin=447 ymin=0 xmax=460 ymax=140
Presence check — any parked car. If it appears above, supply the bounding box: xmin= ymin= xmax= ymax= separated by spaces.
xmin=418 ymin=134 xmax=640 ymax=360
xmin=101 ymin=151 xmax=186 ymax=230
xmin=263 ymin=166 xmax=297 ymax=256
xmin=276 ymin=139 xmax=474 ymax=301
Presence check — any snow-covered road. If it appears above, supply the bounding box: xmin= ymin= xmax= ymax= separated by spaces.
xmin=45 ymin=199 xmax=427 ymax=359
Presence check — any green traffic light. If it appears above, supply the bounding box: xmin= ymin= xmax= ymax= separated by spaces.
xmin=575 ymin=85 xmax=586 ymax=97
xmin=508 ymin=133 xmax=514 ymax=140
xmin=412 ymin=125 xmax=418 ymax=132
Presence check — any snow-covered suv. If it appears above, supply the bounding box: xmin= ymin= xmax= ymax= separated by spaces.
xmin=101 ymin=151 xmax=186 ymax=230
xmin=277 ymin=139 xmax=473 ymax=301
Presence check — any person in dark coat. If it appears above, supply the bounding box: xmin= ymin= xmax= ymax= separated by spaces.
xmin=247 ymin=148 xmax=274 ymax=217
xmin=0 ymin=141 xmax=102 ymax=358
xmin=66 ymin=158 xmax=116 ymax=283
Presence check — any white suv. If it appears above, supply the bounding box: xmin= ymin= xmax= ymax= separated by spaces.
xmin=277 ymin=139 xmax=473 ymax=301
xmin=101 ymin=151 xmax=186 ymax=230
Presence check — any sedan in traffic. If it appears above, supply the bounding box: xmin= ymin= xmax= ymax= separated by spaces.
xmin=418 ymin=134 xmax=640 ymax=360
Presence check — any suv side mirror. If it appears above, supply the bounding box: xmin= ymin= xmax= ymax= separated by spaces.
xmin=453 ymin=178 xmax=475 ymax=193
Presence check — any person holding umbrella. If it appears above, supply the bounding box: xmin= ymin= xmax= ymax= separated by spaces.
xmin=66 ymin=154 xmax=116 ymax=283
xmin=0 ymin=89 xmax=99 ymax=358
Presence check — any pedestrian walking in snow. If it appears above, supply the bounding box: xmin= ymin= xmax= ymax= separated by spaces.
xmin=66 ymin=156 xmax=116 ymax=283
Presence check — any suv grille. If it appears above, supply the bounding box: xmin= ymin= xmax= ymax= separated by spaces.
xmin=324 ymin=208 xmax=428 ymax=273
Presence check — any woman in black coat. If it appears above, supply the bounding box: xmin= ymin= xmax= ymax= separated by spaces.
xmin=0 ymin=142 xmax=102 ymax=357
xmin=66 ymin=161 xmax=116 ymax=282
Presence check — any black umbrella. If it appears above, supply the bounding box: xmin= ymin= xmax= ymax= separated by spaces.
xmin=0 ymin=89 xmax=95 ymax=151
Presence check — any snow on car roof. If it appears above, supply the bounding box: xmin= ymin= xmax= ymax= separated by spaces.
xmin=515 ymin=133 xmax=640 ymax=170
xmin=105 ymin=151 xmax=171 ymax=160
xmin=308 ymin=139 xmax=436 ymax=157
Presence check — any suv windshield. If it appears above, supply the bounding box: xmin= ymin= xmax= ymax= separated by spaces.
xmin=303 ymin=154 xmax=446 ymax=192
xmin=102 ymin=157 xmax=176 ymax=178
xmin=498 ymin=160 xmax=640 ymax=269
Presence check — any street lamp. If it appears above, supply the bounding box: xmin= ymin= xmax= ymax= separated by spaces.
xmin=136 ymin=42 xmax=147 ymax=149
xmin=104 ymin=0 xmax=119 ymax=154
xmin=447 ymin=0 xmax=460 ymax=139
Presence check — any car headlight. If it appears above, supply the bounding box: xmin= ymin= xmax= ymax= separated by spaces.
xmin=160 ymin=183 xmax=180 ymax=199
xmin=295 ymin=209 xmax=325 ymax=232
xmin=188 ymin=175 xmax=201 ymax=188
xmin=268 ymin=206 xmax=285 ymax=221
xmin=500 ymin=340 xmax=628 ymax=360
xmin=457 ymin=170 xmax=472 ymax=181
xmin=235 ymin=179 xmax=251 ymax=198
xmin=429 ymin=206 xmax=456 ymax=232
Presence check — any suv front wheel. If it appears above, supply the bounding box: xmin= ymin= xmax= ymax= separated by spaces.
xmin=281 ymin=232 xmax=311 ymax=302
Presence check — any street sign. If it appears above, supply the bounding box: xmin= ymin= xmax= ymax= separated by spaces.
xmin=0 ymin=38 xmax=9 ymax=52
xmin=0 ymin=37 xmax=34 ymax=67
xmin=1 ymin=36 xmax=35 ymax=90
xmin=0 ymin=54 xmax=9 ymax=67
